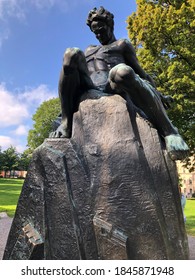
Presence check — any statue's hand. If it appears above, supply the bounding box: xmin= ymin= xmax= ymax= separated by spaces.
xmin=49 ymin=123 xmax=71 ymax=138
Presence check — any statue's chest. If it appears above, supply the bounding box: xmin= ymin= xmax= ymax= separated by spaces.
xmin=86 ymin=44 xmax=125 ymax=72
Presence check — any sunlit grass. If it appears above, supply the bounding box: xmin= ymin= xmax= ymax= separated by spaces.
xmin=184 ymin=199 xmax=195 ymax=236
xmin=0 ymin=178 xmax=23 ymax=217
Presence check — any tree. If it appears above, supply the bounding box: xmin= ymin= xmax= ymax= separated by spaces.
xmin=0 ymin=146 xmax=32 ymax=177
xmin=2 ymin=146 xmax=20 ymax=177
xmin=28 ymin=98 xmax=61 ymax=150
xmin=127 ymin=0 xmax=195 ymax=170
xmin=18 ymin=149 xmax=32 ymax=171
xmin=0 ymin=146 xmax=3 ymax=175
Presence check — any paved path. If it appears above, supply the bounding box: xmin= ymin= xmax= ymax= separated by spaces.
xmin=0 ymin=213 xmax=12 ymax=260
xmin=0 ymin=212 xmax=194 ymax=260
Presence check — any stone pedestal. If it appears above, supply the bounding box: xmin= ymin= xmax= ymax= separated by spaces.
xmin=3 ymin=92 xmax=189 ymax=260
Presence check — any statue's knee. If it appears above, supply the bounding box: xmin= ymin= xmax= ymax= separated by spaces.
xmin=109 ymin=64 xmax=134 ymax=84
xmin=63 ymin=47 xmax=83 ymax=68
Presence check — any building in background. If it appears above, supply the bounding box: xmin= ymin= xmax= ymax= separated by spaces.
xmin=177 ymin=160 xmax=195 ymax=198
xmin=0 ymin=170 xmax=27 ymax=178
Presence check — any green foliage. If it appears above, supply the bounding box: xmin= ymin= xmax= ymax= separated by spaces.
xmin=18 ymin=149 xmax=32 ymax=171
xmin=0 ymin=147 xmax=32 ymax=175
xmin=1 ymin=146 xmax=20 ymax=176
xmin=0 ymin=146 xmax=3 ymax=171
xmin=28 ymin=98 xmax=60 ymax=150
xmin=127 ymin=0 xmax=195 ymax=170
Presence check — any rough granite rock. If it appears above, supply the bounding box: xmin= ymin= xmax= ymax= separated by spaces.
xmin=3 ymin=91 xmax=189 ymax=260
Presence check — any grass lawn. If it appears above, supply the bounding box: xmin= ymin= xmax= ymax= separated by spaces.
xmin=0 ymin=178 xmax=23 ymax=217
xmin=184 ymin=199 xmax=195 ymax=236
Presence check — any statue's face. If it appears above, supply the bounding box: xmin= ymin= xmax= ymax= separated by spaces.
xmin=91 ymin=20 xmax=113 ymax=45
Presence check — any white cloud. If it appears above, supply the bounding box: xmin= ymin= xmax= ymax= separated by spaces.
xmin=31 ymin=0 xmax=92 ymax=11
xmin=18 ymin=84 xmax=56 ymax=105
xmin=0 ymin=0 xmax=25 ymax=47
xmin=12 ymin=124 xmax=29 ymax=136
xmin=0 ymin=83 xmax=57 ymax=152
xmin=0 ymin=83 xmax=57 ymax=128
xmin=0 ymin=135 xmax=26 ymax=152
xmin=0 ymin=0 xmax=26 ymax=20
xmin=0 ymin=83 xmax=29 ymax=127
xmin=0 ymin=135 xmax=14 ymax=149
xmin=15 ymin=144 xmax=26 ymax=152
xmin=0 ymin=0 xmax=90 ymax=21
xmin=30 ymin=0 xmax=69 ymax=11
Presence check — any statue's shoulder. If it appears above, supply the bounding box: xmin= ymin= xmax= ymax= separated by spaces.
xmin=117 ymin=38 xmax=131 ymax=47
xmin=85 ymin=45 xmax=101 ymax=57
xmin=117 ymin=38 xmax=135 ymax=54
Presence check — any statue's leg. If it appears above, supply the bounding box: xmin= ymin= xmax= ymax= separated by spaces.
xmin=52 ymin=48 xmax=94 ymax=138
xmin=108 ymin=63 xmax=189 ymax=160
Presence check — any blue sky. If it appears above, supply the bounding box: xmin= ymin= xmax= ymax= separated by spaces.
xmin=0 ymin=0 xmax=137 ymax=152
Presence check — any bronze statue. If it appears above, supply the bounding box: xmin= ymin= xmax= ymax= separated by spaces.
xmin=4 ymin=7 xmax=190 ymax=260
xmin=51 ymin=6 xmax=189 ymax=161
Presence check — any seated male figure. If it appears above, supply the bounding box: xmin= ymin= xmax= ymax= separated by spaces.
xmin=52 ymin=6 xmax=189 ymax=161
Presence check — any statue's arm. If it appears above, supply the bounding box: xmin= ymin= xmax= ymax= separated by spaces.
xmin=122 ymin=39 xmax=173 ymax=108
xmin=122 ymin=39 xmax=156 ymax=87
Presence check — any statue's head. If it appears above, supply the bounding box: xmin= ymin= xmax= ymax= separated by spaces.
xmin=87 ymin=6 xmax=114 ymax=31
xmin=86 ymin=6 xmax=115 ymax=45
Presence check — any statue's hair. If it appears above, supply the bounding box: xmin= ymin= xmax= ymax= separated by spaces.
xmin=86 ymin=6 xmax=114 ymax=31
